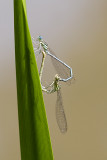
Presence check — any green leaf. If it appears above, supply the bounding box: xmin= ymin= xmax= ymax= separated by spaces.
xmin=14 ymin=0 xmax=54 ymax=159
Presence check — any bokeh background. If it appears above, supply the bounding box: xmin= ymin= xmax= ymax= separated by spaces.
xmin=0 ymin=0 xmax=107 ymax=159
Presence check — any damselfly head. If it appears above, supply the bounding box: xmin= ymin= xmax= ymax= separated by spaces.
xmin=55 ymin=74 xmax=60 ymax=81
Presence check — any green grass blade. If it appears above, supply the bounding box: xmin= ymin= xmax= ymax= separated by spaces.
xmin=14 ymin=0 xmax=54 ymax=159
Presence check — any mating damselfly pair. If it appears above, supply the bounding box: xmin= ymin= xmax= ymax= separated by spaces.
xmin=32 ymin=36 xmax=74 ymax=133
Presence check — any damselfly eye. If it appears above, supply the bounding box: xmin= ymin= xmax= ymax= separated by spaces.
xmin=38 ymin=35 xmax=43 ymax=41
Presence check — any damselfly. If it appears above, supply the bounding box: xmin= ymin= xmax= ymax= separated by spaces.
xmin=42 ymin=74 xmax=67 ymax=133
xmin=33 ymin=36 xmax=74 ymax=83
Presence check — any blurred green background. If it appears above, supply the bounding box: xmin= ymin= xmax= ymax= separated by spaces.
xmin=0 ymin=0 xmax=107 ymax=159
